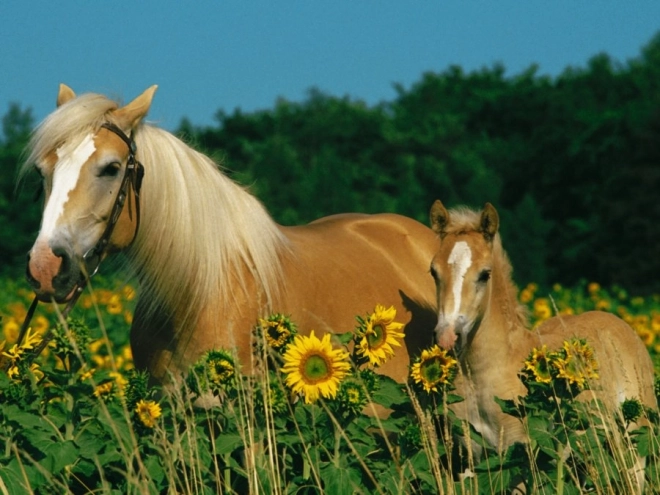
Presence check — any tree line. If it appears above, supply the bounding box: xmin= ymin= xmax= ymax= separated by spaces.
xmin=2 ymin=33 xmax=659 ymax=293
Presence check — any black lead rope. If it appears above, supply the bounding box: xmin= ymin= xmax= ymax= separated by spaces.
xmin=9 ymin=123 xmax=144 ymax=366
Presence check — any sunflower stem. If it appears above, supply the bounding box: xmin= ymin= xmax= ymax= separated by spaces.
xmin=333 ymin=425 xmax=341 ymax=467
xmin=303 ymin=457 xmax=311 ymax=480
xmin=223 ymin=453 xmax=231 ymax=493
xmin=556 ymin=442 xmax=564 ymax=495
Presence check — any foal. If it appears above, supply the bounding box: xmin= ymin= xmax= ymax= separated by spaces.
xmin=428 ymin=200 xmax=656 ymax=488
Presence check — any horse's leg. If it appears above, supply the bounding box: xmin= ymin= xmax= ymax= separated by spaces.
xmin=130 ymin=297 xmax=177 ymax=384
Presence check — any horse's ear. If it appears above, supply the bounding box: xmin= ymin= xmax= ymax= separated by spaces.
xmin=480 ymin=203 xmax=499 ymax=241
xmin=113 ymin=85 xmax=158 ymax=130
xmin=57 ymin=84 xmax=76 ymax=107
xmin=430 ymin=200 xmax=450 ymax=236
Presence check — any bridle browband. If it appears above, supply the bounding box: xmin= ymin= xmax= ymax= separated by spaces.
xmin=11 ymin=123 xmax=145 ymax=362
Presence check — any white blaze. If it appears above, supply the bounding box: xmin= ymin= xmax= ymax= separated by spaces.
xmin=39 ymin=134 xmax=96 ymax=239
xmin=447 ymin=241 xmax=472 ymax=321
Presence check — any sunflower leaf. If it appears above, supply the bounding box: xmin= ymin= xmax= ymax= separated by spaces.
xmin=334 ymin=331 xmax=353 ymax=346
xmin=371 ymin=376 xmax=408 ymax=408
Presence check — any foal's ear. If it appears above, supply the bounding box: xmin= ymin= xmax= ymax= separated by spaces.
xmin=57 ymin=84 xmax=76 ymax=107
xmin=113 ymin=85 xmax=159 ymax=130
xmin=430 ymin=200 xmax=450 ymax=236
xmin=480 ymin=203 xmax=499 ymax=241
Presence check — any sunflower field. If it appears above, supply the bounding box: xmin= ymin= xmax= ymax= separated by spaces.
xmin=0 ymin=277 xmax=659 ymax=494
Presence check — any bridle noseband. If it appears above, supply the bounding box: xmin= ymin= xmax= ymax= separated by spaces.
xmin=12 ymin=123 xmax=145 ymax=360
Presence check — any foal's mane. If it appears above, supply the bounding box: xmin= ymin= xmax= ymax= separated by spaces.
xmin=22 ymin=93 xmax=289 ymax=329
xmin=445 ymin=206 xmax=529 ymax=328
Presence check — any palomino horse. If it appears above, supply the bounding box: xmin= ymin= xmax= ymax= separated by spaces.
xmin=428 ymin=200 xmax=656 ymax=490
xmin=22 ymin=84 xmax=438 ymax=382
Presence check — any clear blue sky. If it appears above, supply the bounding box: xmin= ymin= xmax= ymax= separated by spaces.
xmin=2 ymin=1 xmax=659 ymax=130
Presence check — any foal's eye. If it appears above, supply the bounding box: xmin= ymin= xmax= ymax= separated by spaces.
xmin=429 ymin=265 xmax=438 ymax=280
xmin=99 ymin=162 xmax=121 ymax=178
xmin=478 ymin=270 xmax=491 ymax=283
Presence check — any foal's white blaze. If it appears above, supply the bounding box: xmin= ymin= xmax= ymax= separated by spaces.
xmin=447 ymin=241 xmax=472 ymax=321
xmin=39 ymin=134 xmax=96 ymax=239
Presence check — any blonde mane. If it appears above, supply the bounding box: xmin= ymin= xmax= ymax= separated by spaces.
xmin=21 ymin=94 xmax=118 ymax=177
xmin=22 ymin=93 xmax=289 ymax=330
xmin=445 ymin=206 xmax=529 ymax=328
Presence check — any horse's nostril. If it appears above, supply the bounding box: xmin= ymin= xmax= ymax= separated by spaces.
xmin=25 ymin=252 xmax=41 ymax=289
xmin=52 ymin=246 xmax=71 ymax=273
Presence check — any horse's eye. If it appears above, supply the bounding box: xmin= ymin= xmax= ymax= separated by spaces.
xmin=430 ymin=265 xmax=438 ymax=280
xmin=99 ymin=162 xmax=121 ymax=178
xmin=478 ymin=270 xmax=491 ymax=283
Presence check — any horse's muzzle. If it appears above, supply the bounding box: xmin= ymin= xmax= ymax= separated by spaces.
xmin=435 ymin=315 xmax=467 ymax=350
xmin=26 ymin=244 xmax=80 ymax=303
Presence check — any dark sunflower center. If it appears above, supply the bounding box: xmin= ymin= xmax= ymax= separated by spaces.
xmin=210 ymin=359 xmax=234 ymax=382
xmin=421 ymin=358 xmax=444 ymax=383
xmin=302 ymin=353 xmax=331 ymax=383
xmin=267 ymin=324 xmax=290 ymax=345
xmin=367 ymin=324 xmax=385 ymax=348
xmin=565 ymin=357 xmax=582 ymax=377
xmin=536 ymin=357 xmax=550 ymax=375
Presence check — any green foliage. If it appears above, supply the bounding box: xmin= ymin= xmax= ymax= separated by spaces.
xmin=178 ymin=32 xmax=660 ymax=293
xmin=0 ymin=103 xmax=43 ymax=277
xmin=0 ymin=278 xmax=659 ymax=492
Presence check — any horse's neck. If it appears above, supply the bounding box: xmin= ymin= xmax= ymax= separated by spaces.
xmin=130 ymin=126 xmax=286 ymax=329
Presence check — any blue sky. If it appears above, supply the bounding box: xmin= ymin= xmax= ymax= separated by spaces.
xmin=2 ymin=2 xmax=659 ymax=131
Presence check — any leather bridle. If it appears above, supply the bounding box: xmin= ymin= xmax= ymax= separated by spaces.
xmin=11 ymin=123 xmax=145 ymax=360
xmin=82 ymin=122 xmax=144 ymax=278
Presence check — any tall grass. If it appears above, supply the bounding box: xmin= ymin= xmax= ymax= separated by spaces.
xmin=0 ymin=277 xmax=659 ymax=494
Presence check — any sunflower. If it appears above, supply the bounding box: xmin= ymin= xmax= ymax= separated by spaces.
xmin=187 ymin=349 xmax=237 ymax=396
xmin=259 ymin=313 xmax=297 ymax=351
xmin=533 ymin=298 xmax=552 ymax=320
xmin=355 ymin=304 xmax=405 ymax=367
xmin=33 ymin=316 xmax=49 ymax=334
xmin=2 ymin=343 xmax=25 ymax=362
xmin=621 ymin=398 xmax=644 ymax=423
xmin=135 ymin=399 xmax=162 ymax=428
xmin=519 ymin=287 xmax=534 ymax=304
xmin=652 ymin=314 xmax=660 ymax=333
xmin=637 ymin=327 xmax=655 ymax=347
xmin=122 ymin=285 xmax=137 ymax=301
xmin=410 ymin=345 xmax=458 ymax=393
xmin=256 ymin=380 xmax=289 ymax=415
xmin=2 ymin=318 xmax=20 ymax=342
xmin=281 ymin=330 xmax=350 ymax=404
xmin=106 ymin=294 xmax=123 ymax=315
xmin=523 ymin=345 xmax=554 ymax=384
xmin=553 ymin=339 xmax=599 ymax=389
xmin=21 ymin=327 xmax=43 ymax=351
xmin=206 ymin=350 xmax=236 ymax=388
xmin=335 ymin=377 xmax=369 ymax=417
xmin=93 ymin=381 xmax=115 ymax=399
xmin=6 ymin=361 xmax=43 ymax=382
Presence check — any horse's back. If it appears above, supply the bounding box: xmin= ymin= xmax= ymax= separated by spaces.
xmin=537 ymin=311 xmax=656 ymax=408
xmin=279 ymin=213 xmax=439 ymax=381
